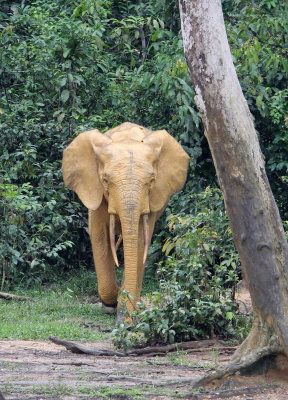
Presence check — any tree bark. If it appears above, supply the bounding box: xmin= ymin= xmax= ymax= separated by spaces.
xmin=179 ymin=0 xmax=288 ymax=382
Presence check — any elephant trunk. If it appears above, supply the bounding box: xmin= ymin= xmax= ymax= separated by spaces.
xmin=108 ymin=180 xmax=151 ymax=315
xmin=119 ymin=209 xmax=141 ymax=313
xmin=117 ymin=193 xmax=149 ymax=313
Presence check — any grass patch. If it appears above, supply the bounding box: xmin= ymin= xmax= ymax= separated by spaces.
xmin=77 ymin=384 xmax=180 ymax=399
xmin=31 ymin=384 xmax=73 ymax=396
xmin=0 ymin=286 xmax=114 ymax=341
xmin=0 ymin=268 xmax=160 ymax=341
xmin=148 ymin=352 xmax=216 ymax=369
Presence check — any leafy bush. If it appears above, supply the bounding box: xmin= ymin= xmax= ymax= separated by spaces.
xmin=0 ymin=182 xmax=78 ymax=288
xmin=113 ymin=188 xmax=249 ymax=349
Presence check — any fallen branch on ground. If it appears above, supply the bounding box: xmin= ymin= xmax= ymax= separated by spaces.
xmin=0 ymin=292 xmax=32 ymax=301
xmin=96 ymin=323 xmax=112 ymax=332
xmin=49 ymin=336 xmax=216 ymax=357
xmin=80 ymin=322 xmax=112 ymax=332
xmin=49 ymin=336 xmax=126 ymax=356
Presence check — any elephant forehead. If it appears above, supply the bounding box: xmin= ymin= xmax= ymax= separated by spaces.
xmin=103 ymin=141 xmax=155 ymax=162
xmin=105 ymin=158 xmax=154 ymax=175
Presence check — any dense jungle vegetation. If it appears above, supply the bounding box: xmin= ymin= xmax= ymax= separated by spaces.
xmin=1 ymin=0 xmax=287 ymax=343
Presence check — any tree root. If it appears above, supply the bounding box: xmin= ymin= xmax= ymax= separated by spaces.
xmin=0 ymin=292 xmax=32 ymax=301
xmin=192 ymin=335 xmax=283 ymax=388
xmin=186 ymin=384 xmax=279 ymax=399
xmin=49 ymin=336 xmax=216 ymax=357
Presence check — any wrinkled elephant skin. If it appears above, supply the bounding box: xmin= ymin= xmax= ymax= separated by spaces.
xmin=62 ymin=122 xmax=189 ymax=319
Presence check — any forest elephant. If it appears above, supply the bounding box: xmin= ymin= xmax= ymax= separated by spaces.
xmin=62 ymin=122 xmax=189 ymax=319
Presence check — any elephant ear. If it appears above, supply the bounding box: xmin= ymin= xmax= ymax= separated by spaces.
xmin=62 ymin=130 xmax=111 ymax=210
xmin=144 ymin=130 xmax=189 ymax=212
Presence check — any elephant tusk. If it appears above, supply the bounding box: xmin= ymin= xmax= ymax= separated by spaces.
xmin=116 ymin=234 xmax=122 ymax=251
xmin=143 ymin=214 xmax=149 ymax=265
xmin=109 ymin=214 xmax=119 ymax=268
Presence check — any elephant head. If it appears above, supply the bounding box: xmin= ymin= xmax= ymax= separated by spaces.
xmin=62 ymin=122 xmax=189 ymax=315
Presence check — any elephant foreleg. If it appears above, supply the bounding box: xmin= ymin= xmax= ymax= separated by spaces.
xmin=89 ymin=207 xmax=119 ymax=307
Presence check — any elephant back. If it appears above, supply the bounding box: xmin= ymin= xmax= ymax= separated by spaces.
xmin=105 ymin=122 xmax=151 ymax=142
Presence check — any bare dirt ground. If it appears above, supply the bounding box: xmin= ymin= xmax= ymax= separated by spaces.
xmin=0 ymin=283 xmax=287 ymax=399
xmin=0 ymin=338 xmax=288 ymax=400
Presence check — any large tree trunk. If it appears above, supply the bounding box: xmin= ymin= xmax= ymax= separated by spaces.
xmin=179 ymin=0 xmax=288 ymax=383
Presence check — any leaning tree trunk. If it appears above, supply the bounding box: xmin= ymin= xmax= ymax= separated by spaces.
xmin=179 ymin=0 xmax=288 ymax=383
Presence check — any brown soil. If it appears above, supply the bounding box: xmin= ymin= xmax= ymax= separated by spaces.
xmin=0 ymin=339 xmax=287 ymax=400
xmin=1 ymin=283 xmax=287 ymax=399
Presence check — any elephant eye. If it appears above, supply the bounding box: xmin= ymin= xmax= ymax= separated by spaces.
xmin=102 ymin=176 xmax=108 ymax=185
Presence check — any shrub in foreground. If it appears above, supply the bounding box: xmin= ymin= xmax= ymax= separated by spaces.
xmin=113 ymin=188 xmax=250 ymax=349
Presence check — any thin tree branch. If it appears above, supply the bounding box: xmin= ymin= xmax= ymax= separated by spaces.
xmin=0 ymin=292 xmax=32 ymax=301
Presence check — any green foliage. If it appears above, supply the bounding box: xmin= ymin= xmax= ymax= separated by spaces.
xmin=0 ymin=182 xmax=76 ymax=287
xmin=225 ymin=0 xmax=288 ymax=217
xmin=113 ymin=188 xmax=249 ymax=348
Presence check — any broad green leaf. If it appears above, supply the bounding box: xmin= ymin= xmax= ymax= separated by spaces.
xmin=63 ymin=48 xmax=71 ymax=59
xmin=60 ymin=90 xmax=70 ymax=103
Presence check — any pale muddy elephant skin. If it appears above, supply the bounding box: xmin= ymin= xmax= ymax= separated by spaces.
xmin=62 ymin=122 xmax=189 ymax=318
